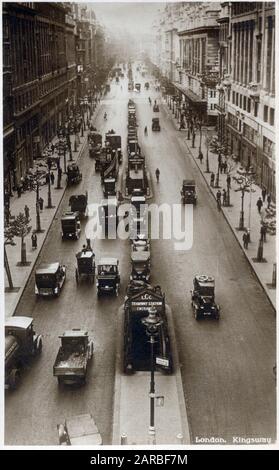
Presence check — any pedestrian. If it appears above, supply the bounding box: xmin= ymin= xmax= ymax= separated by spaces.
xmin=218 ymin=153 xmax=222 ymax=167
xmin=17 ymin=185 xmax=21 ymax=198
xmin=51 ymin=144 xmax=55 ymax=154
xmin=45 ymin=173 xmax=50 ymax=184
xmin=31 ymin=232 xmax=37 ymax=250
xmin=50 ymin=172 xmax=55 ymax=185
xmin=261 ymin=187 xmax=266 ymax=202
xmin=199 ymin=151 xmax=203 ymax=164
xmin=242 ymin=232 xmax=249 ymax=249
xmin=222 ymin=189 xmax=227 ymax=206
xmin=39 ymin=196 xmax=44 ymax=211
xmin=267 ymin=193 xmax=271 ymax=209
xmin=256 ymin=197 xmax=263 ymax=213
xmin=216 ymin=190 xmax=221 ymax=210
xmin=210 ymin=172 xmax=215 ymax=187
xmin=24 ymin=204 xmax=30 ymax=220
xmin=260 ymin=224 xmax=267 ymax=242
xmin=223 ymin=161 xmax=228 ymax=174
xmin=86 ymin=238 xmax=92 ymax=250
xmin=226 ymin=174 xmax=231 ymax=189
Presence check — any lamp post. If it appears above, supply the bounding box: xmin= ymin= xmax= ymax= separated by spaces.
xmin=214 ymin=152 xmax=221 ymax=188
xmin=233 ymin=168 xmax=253 ymax=230
xmin=141 ymin=307 xmax=163 ymax=445
xmin=46 ymin=155 xmax=55 ymax=209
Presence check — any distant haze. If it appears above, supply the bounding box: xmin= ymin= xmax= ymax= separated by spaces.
xmin=88 ymin=1 xmax=163 ymax=36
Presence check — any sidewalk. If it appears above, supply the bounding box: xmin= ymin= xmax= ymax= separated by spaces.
xmin=162 ymin=96 xmax=276 ymax=311
xmin=113 ymin=305 xmax=190 ymax=445
xmin=4 ymin=106 xmax=101 ymax=319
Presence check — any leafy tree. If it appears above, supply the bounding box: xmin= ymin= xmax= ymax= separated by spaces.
xmin=8 ymin=212 xmax=32 ymax=264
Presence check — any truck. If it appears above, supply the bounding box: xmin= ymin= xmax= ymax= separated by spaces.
xmin=57 ymin=414 xmax=102 ymax=445
xmin=53 ymin=329 xmax=94 ymax=386
xmin=5 ymin=316 xmax=42 ymax=389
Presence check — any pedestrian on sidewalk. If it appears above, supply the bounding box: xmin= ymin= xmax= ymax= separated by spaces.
xmin=24 ymin=204 xmax=30 ymax=220
xmin=31 ymin=232 xmax=37 ymax=250
xmin=226 ymin=174 xmax=231 ymax=189
xmin=222 ymin=189 xmax=227 ymax=206
xmin=223 ymin=161 xmax=228 ymax=174
xmin=267 ymin=193 xmax=272 ymax=209
xmin=216 ymin=190 xmax=222 ymax=210
xmin=50 ymin=172 xmax=55 ymax=185
xmin=210 ymin=172 xmax=215 ymax=187
xmin=256 ymin=197 xmax=263 ymax=213
xmin=261 ymin=187 xmax=267 ymax=202
xmin=198 ymin=151 xmax=203 ymax=164
xmin=39 ymin=197 xmax=44 ymax=211
xmin=260 ymin=224 xmax=267 ymax=242
xmin=242 ymin=232 xmax=249 ymax=249
xmin=17 ymin=185 xmax=22 ymax=198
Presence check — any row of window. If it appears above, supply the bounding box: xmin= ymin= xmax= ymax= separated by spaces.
xmin=230 ymin=91 xmax=252 ymax=113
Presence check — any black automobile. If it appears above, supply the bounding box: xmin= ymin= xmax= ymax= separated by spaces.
xmin=191 ymin=275 xmax=220 ymax=320
xmin=61 ymin=212 xmax=81 ymax=240
xmin=35 ymin=262 xmax=66 ymax=297
xmin=96 ymin=258 xmax=120 ymax=296
xmin=181 ymin=179 xmax=197 ymax=205
xmin=130 ymin=251 xmax=151 ymax=282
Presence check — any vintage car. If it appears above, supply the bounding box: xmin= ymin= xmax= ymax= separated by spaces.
xmin=153 ymin=104 xmax=159 ymax=112
xmin=75 ymin=249 xmax=95 ymax=284
xmin=128 ymin=81 xmax=134 ymax=91
xmin=152 ymin=117 xmax=160 ymax=131
xmin=57 ymin=414 xmax=102 ymax=445
xmin=130 ymin=251 xmax=151 ymax=282
xmin=66 ymin=163 xmax=82 ymax=185
xmin=105 ymin=133 xmax=122 ymax=164
xmin=35 ymin=262 xmax=66 ymax=297
xmin=191 ymin=275 xmax=220 ymax=320
xmin=61 ymin=212 xmax=81 ymax=240
xmin=53 ymin=329 xmax=94 ymax=386
xmin=135 ymin=83 xmax=141 ymax=92
xmin=131 ymin=234 xmax=150 ymax=253
xmin=144 ymin=82 xmax=150 ymax=90
xmin=181 ymin=179 xmax=197 ymax=205
xmin=5 ymin=316 xmax=42 ymax=389
xmin=103 ymin=178 xmax=116 ymax=198
xmin=96 ymin=258 xmax=120 ymax=297
xmin=69 ymin=193 xmax=88 ymax=217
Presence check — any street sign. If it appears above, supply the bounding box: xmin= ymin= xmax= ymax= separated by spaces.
xmin=156 ymin=357 xmax=169 ymax=368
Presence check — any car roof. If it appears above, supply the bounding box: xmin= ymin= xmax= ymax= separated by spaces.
xmin=5 ymin=316 xmax=33 ymax=329
xmin=183 ymin=179 xmax=195 ymax=186
xmin=104 ymin=178 xmax=116 ymax=183
xmin=131 ymin=196 xmax=146 ymax=202
xmin=36 ymin=262 xmax=60 ymax=274
xmin=59 ymin=329 xmax=88 ymax=338
xmin=76 ymin=251 xmax=94 ymax=259
xmin=98 ymin=257 xmax=118 ymax=266
xmin=61 ymin=212 xmax=77 ymax=220
xmin=131 ymin=251 xmax=150 ymax=261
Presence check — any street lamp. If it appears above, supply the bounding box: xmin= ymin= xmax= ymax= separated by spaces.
xmin=46 ymin=155 xmax=55 ymax=209
xmin=141 ymin=307 xmax=163 ymax=445
xmin=233 ymin=167 xmax=254 ymax=231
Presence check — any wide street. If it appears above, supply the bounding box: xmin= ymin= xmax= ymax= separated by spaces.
xmin=5 ymin=67 xmax=276 ymax=445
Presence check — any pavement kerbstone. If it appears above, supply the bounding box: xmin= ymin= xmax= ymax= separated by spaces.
xmin=162 ymin=96 xmax=276 ymax=311
xmin=4 ymin=106 xmax=101 ymax=319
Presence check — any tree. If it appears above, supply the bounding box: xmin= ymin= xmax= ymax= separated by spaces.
xmin=4 ymin=223 xmax=16 ymax=289
xmin=8 ymin=212 xmax=32 ymax=265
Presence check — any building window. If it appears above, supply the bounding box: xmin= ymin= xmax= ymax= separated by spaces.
xmin=235 ymin=93 xmax=239 ymax=106
xmin=243 ymin=96 xmax=246 ymax=111
xmin=239 ymin=94 xmax=242 ymax=108
xmin=232 ymin=91 xmax=235 ymax=104
xmin=254 ymin=101 xmax=258 ymax=117
xmin=264 ymin=105 xmax=268 ymax=122
xmin=270 ymin=108 xmax=274 ymax=126
xmin=247 ymin=98 xmax=251 ymax=113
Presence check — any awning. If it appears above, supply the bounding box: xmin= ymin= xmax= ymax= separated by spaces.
xmin=173 ymin=82 xmax=207 ymax=106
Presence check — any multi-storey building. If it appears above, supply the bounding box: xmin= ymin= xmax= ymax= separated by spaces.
xmin=224 ymin=1 xmax=275 ymax=197
xmin=3 ymin=2 xmax=109 ymax=192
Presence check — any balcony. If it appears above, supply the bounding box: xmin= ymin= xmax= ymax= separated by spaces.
xmin=201 ymin=71 xmax=219 ymax=87
xmin=248 ymin=82 xmax=260 ymax=101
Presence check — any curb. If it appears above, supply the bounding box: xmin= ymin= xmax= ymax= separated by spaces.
xmin=8 ymin=107 xmax=100 ymax=317
xmin=112 ymin=304 xmax=191 ymax=445
xmin=182 ymin=130 xmax=276 ymax=313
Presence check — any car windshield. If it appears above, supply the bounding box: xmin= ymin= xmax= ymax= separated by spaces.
xmin=98 ymin=265 xmax=116 ymax=274
xmin=36 ymin=273 xmax=56 ymax=287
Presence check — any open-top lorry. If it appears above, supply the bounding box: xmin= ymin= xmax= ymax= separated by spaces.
xmin=53 ymin=329 xmax=94 ymax=386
